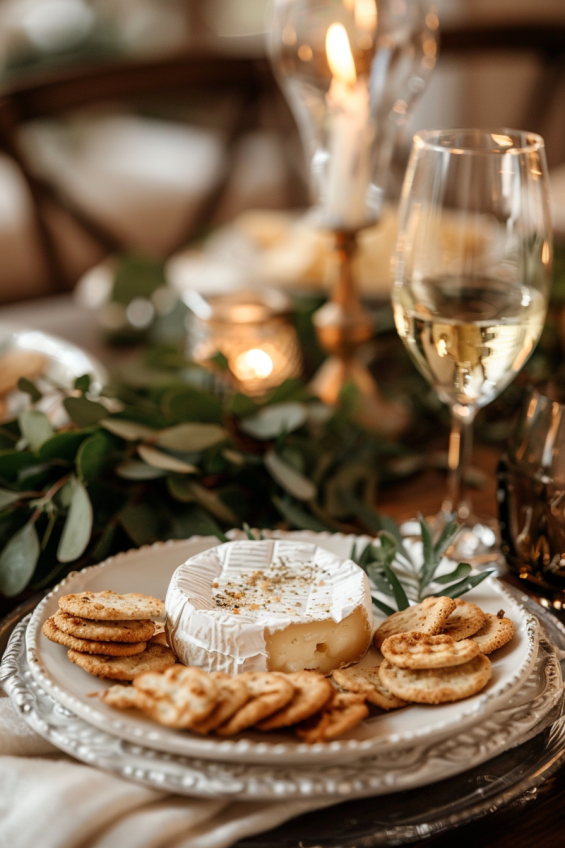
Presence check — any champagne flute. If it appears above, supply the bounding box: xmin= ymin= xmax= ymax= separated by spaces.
xmin=392 ymin=129 xmax=552 ymax=548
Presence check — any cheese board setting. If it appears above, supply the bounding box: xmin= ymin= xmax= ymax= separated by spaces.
xmin=0 ymin=527 xmax=560 ymax=813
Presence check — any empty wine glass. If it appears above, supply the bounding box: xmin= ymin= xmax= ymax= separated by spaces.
xmin=392 ymin=129 xmax=552 ymax=551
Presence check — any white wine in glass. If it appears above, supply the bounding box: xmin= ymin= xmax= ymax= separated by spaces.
xmin=393 ymin=129 xmax=552 ymax=543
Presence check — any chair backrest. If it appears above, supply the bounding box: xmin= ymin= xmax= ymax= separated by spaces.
xmin=440 ymin=22 xmax=565 ymax=144
xmin=0 ymin=52 xmax=305 ymax=294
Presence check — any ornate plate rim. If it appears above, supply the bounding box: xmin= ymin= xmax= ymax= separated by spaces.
xmin=3 ymin=616 xmax=562 ymax=800
xmin=25 ymin=531 xmax=540 ymax=765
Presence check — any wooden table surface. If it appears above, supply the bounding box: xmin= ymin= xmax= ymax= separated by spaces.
xmin=1 ymin=294 xmax=564 ymax=848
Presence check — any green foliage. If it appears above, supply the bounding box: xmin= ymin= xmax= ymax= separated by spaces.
xmin=352 ymin=513 xmax=495 ymax=614
xmin=0 ymin=349 xmax=430 ymax=599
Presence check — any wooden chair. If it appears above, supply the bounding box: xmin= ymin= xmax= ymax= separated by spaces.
xmin=0 ymin=52 xmax=305 ymax=294
xmin=440 ymin=21 xmax=565 ymax=146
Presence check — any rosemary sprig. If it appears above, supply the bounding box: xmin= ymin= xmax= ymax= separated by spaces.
xmin=352 ymin=513 xmax=495 ymax=615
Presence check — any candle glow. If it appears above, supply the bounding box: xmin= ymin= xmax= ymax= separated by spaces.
xmin=326 ymin=23 xmax=357 ymax=85
xmin=233 ymin=348 xmax=274 ymax=381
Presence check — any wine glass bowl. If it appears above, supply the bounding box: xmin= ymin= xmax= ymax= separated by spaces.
xmin=393 ymin=128 xmax=552 ymax=526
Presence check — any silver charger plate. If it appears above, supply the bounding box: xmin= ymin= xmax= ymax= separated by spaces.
xmin=2 ymin=612 xmax=562 ymax=801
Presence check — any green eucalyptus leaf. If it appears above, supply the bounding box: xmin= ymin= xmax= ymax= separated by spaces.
xmin=272 ymin=495 xmax=330 ymax=531
xmin=17 ymin=377 xmax=42 ymax=402
xmin=119 ymin=502 xmax=160 ymax=547
xmin=433 ymin=563 xmax=473 ymax=584
xmin=0 ymin=450 xmax=37 ymax=478
xmin=264 ymin=379 xmax=311 ymax=405
xmin=74 ymin=374 xmax=91 ymax=393
xmin=0 ymin=521 xmax=40 ymax=596
xmin=167 ymin=504 xmax=223 ymax=539
xmin=18 ymin=411 xmax=53 ymax=450
xmin=167 ymin=477 xmax=237 ymax=524
xmin=230 ymin=393 xmax=258 ymax=418
xmin=164 ymin=387 xmax=223 ymax=424
xmin=156 ymin=423 xmax=227 ymax=452
xmin=57 ymin=477 xmax=93 ymax=563
xmin=222 ymin=448 xmax=246 ymax=466
xmin=101 ymin=419 xmax=159 ymax=441
xmin=240 ymin=403 xmax=307 ymax=440
xmin=39 ymin=432 xmax=88 ymax=461
xmin=137 ymin=444 xmax=197 ymax=473
xmin=64 ymin=397 xmax=108 ymax=427
xmin=76 ymin=432 xmax=114 ymax=482
xmin=0 ymin=488 xmax=21 ymax=509
xmin=264 ymin=450 xmax=316 ymax=501
xmin=115 ymin=460 xmax=166 ymax=480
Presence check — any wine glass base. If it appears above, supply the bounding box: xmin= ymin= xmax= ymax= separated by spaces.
xmin=400 ymin=514 xmax=506 ymax=574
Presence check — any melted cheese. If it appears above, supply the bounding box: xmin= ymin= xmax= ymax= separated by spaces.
xmin=165 ymin=539 xmax=373 ymax=675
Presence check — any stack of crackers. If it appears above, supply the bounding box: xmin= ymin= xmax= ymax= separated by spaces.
xmin=335 ymin=596 xmax=514 ymax=707
xmin=103 ymin=667 xmax=369 ymax=743
xmin=42 ymin=590 xmax=176 ymax=680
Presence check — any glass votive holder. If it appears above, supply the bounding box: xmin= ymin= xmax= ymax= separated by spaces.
xmin=498 ymin=385 xmax=565 ymax=605
xmin=186 ymin=288 xmax=302 ymax=397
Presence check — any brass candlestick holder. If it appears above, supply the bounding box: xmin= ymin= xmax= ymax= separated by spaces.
xmin=310 ymin=230 xmax=408 ymax=436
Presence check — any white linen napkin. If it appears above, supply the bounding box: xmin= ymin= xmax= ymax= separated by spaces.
xmin=0 ymin=691 xmax=334 ymax=848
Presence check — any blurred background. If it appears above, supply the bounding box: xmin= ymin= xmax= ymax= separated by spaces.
xmin=0 ymin=0 xmax=563 ymax=304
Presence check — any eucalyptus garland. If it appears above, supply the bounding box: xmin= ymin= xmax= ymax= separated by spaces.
xmin=0 ymin=348 xmax=408 ymax=599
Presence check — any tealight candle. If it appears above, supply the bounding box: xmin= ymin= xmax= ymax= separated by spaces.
xmin=187 ymin=289 xmax=302 ymax=396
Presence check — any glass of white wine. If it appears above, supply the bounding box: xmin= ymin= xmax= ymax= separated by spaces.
xmin=392 ymin=129 xmax=552 ymax=548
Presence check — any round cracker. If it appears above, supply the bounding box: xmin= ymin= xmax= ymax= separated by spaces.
xmin=374 ymin=596 xmax=456 ymax=649
xmin=101 ymin=684 xmax=154 ymax=712
xmin=59 ymin=591 xmax=164 ymax=621
xmin=378 ymin=654 xmax=492 ymax=704
xmin=67 ymin=643 xmax=176 ymax=680
xmin=296 ymin=691 xmax=369 ymax=743
xmin=43 ymin=617 xmax=147 ymax=656
xmin=215 ymin=672 xmax=295 ymax=736
xmin=191 ymin=673 xmax=250 ymax=734
xmin=332 ymin=665 xmax=408 ymax=710
xmin=134 ymin=665 xmax=219 ymax=728
xmin=257 ymin=672 xmax=333 ymax=730
xmin=53 ymin=610 xmax=155 ymax=643
xmin=442 ymin=599 xmax=485 ymax=641
xmin=380 ymin=631 xmax=480 ymax=669
xmin=471 ymin=613 xmax=515 ymax=654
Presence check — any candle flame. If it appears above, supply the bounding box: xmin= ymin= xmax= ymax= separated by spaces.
xmin=233 ymin=348 xmax=274 ymax=381
xmin=326 ymin=23 xmax=357 ymax=85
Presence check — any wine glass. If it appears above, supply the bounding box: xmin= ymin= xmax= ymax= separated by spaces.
xmin=392 ymin=129 xmax=552 ymax=551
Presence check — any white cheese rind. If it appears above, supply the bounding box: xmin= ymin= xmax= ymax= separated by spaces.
xmin=165 ymin=539 xmax=373 ymax=674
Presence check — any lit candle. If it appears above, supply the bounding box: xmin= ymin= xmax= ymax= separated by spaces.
xmin=324 ymin=22 xmax=371 ymax=231
xmin=187 ymin=290 xmax=302 ymax=397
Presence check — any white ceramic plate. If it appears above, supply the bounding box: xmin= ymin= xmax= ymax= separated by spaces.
xmin=0 ymin=324 xmax=108 ymax=420
xmin=26 ymin=531 xmax=539 ymax=766
xmin=6 ymin=619 xmax=562 ymax=800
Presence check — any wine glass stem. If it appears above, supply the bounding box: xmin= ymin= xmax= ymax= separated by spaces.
xmin=443 ymin=406 xmax=476 ymax=521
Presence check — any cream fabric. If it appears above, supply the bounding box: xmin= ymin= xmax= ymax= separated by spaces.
xmin=0 ymin=691 xmax=331 ymax=848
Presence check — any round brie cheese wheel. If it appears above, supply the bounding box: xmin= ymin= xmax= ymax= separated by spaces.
xmin=165 ymin=539 xmax=373 ymax=675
